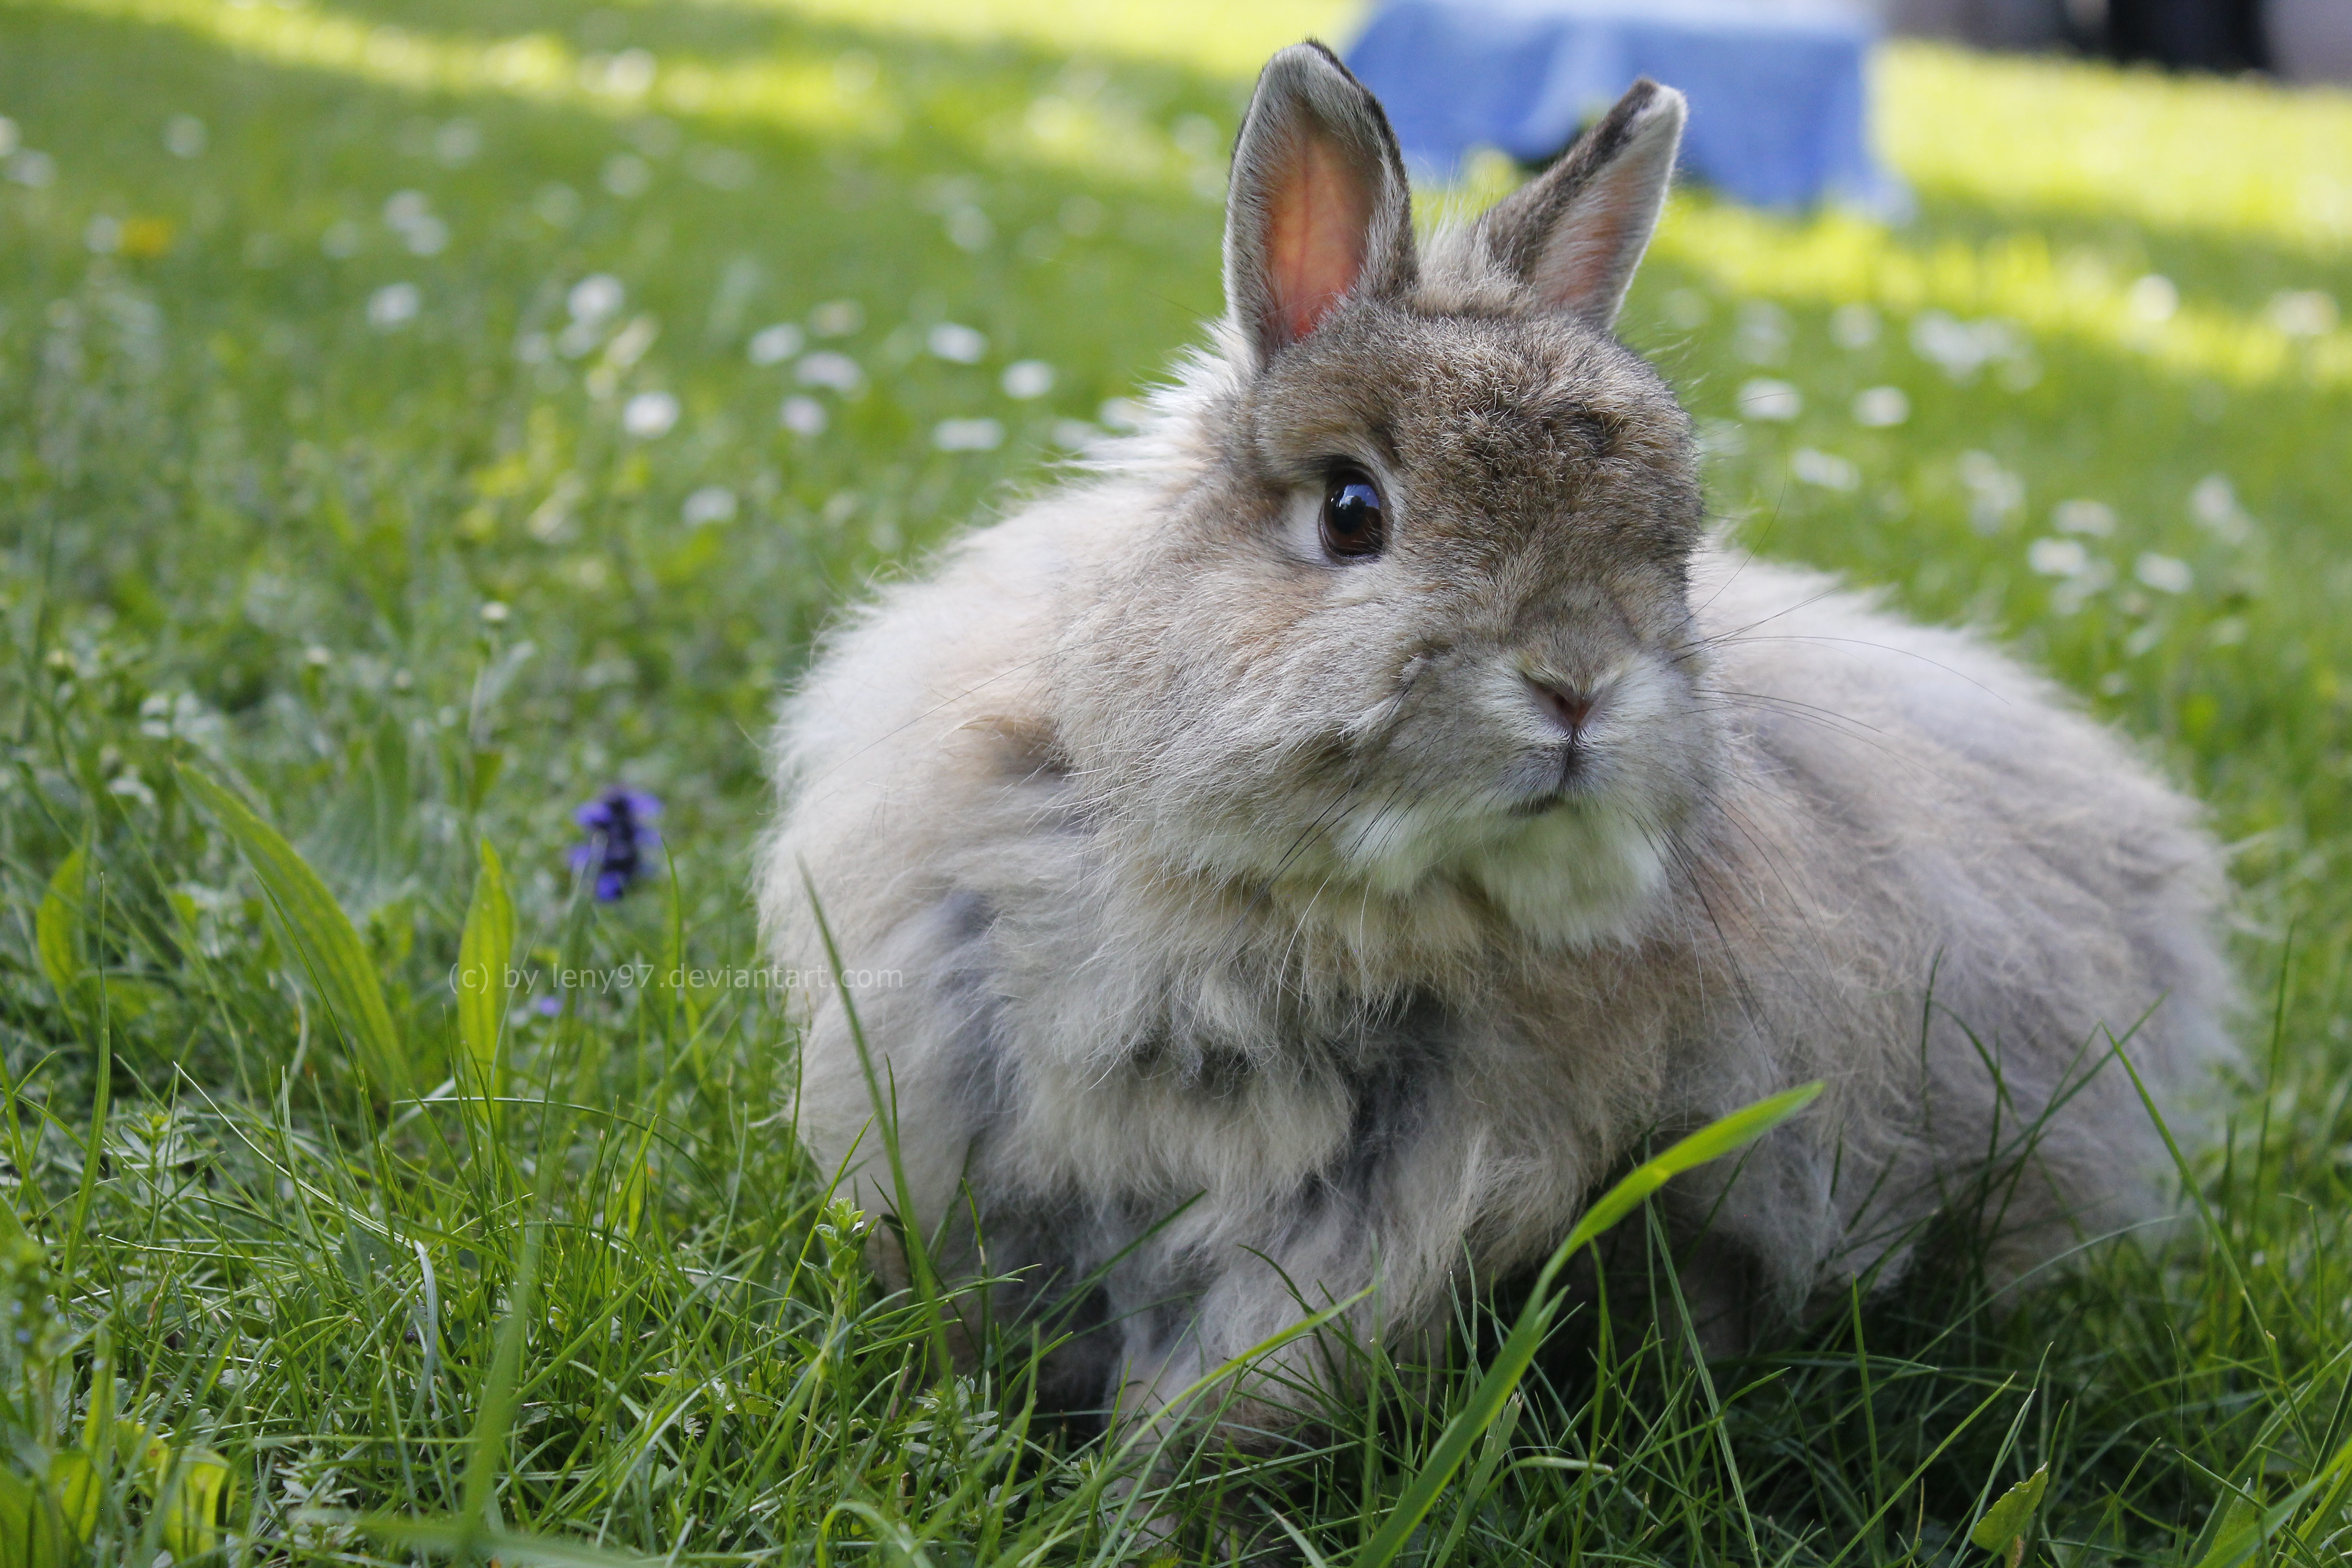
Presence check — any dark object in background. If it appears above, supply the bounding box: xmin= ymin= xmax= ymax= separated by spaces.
xmin=1893 ymin=0 xmax=2312 ymax=77
xmin=2093 ymin=0 xmax=2268 ymax=70
xmin=1885 ymin=0 xmax=2069 ymax=49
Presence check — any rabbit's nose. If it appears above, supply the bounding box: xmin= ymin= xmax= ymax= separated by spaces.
xmin=1526 ymin=676 xmax=1595 ymax=738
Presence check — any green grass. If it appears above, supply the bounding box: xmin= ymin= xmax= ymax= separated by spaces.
xmin=3 ymin=0 xmax=2352 ymax=1561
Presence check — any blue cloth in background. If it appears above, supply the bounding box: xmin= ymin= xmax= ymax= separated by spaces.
xmin=1346 ymin=0 xmax=1902 ymax=211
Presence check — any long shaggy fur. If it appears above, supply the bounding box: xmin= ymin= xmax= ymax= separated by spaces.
xmin=759 ymin=47 xmax=2233 ymax=1434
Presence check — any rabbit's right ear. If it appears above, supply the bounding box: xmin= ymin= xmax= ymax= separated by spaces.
xmin=1476 ymin=79 xmax=1686 ymax=329
xmin=1224 ymin=42 xmax=1416 ymax=371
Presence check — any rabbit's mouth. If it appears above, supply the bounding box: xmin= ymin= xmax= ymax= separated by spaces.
xmin=1508 ymin=743 xmax=1596 ymax=815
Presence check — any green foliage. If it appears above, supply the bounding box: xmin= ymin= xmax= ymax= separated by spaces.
xmin=0 ymin=1259 xmax=239 ymax=1566
xmin=1356 ymin=1085 xmax=1825 ymax=1568
xmin=0 ymin=0 xmax=2350 ymax=1563
xmin=178 ymin=763 xmax=412 ymax=1100
xmin=456 ymin=836 xmax=515 ymax=1117
xmin=1971 ymin=1465 xmax=2046 ymax=1565
xmin=33 ymin=849 xmax=87 ymax=1007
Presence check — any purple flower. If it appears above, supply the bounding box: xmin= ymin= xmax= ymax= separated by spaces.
xmin=570 ymin=788 xmax=662 ymax=901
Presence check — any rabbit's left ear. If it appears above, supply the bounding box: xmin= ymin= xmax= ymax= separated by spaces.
xmin=1224 ymin=41 xmax=1416 ymax=369
xmin=1477 ymin=79 xmax=1686 ymax=329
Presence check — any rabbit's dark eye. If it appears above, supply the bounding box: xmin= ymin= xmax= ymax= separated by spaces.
xmin=1319 ymin=472 xmax=1386 ymax=561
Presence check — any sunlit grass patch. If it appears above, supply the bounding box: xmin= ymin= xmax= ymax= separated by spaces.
xmin=1878 ymin=40 xmax=2352 ymax=258
xmin=46 ymin=0 xmax=1272 ymax=197
xmin=1652 ymin=199 xmax=2352 ymax=392
xmin=720 ymin=0 xmax=1362 ymax=80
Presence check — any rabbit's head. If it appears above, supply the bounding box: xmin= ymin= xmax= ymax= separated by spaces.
xmin=1055 ymin=45 xmax=1713 ymax=952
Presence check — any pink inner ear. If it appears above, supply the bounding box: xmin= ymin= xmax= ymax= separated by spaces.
xmin=1532 ymin=211 xmax=1632 ymax=312
xmin=1266 ymin=131 xmax=1373 ymax=345
xmin=1531 ymin=188 xmax=1641 ymax=312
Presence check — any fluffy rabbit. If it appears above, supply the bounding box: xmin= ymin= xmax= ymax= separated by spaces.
xmin=760 ymin=44 xmax=2232 ymax=1433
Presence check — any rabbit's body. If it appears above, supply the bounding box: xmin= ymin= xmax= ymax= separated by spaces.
xmin=760 ymin=49 xmax=2230 ymax=1429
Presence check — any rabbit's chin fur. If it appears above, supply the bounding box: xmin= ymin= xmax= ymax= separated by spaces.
xmin=1453 ymin=799 xmax=1671 ymax=946
xmin=1242 ymin=786 xmax=1676 ymax=951
xmin=759 ymin=52 xmax=2234 ymax=1450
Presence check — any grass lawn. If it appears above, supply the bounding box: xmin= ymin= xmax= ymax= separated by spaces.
xmin=4 ymin=0 xmax=2352 ymax=1561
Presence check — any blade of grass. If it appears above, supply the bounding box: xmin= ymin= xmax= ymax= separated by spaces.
xmin=59 ymin=888 xmax=112 ymax=1290
xmin=800 ymin=867 xmax=954 ymax=1386
xmin=1352 ymin=1082 xmax=1824 ymax=1568
xmin=1425 ymin=1392 xmax=1521 ymax=1568
xmin=456 ymin=838 xmax=515 ymax=1130
xmin=176 ymin=763 xmax=410 ymax=1101
xmin=337 ymin=1513 xmax=658 ymax=1567
xmin=33 ymin=845 xmax=86 ymax=1004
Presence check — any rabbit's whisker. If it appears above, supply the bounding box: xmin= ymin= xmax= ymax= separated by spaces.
xmin=1699 ymin=632 xmax=2012 ymax=702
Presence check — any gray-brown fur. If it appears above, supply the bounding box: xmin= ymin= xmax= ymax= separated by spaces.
xmin=759 ymin=46 xmax=2233 ymax=1434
